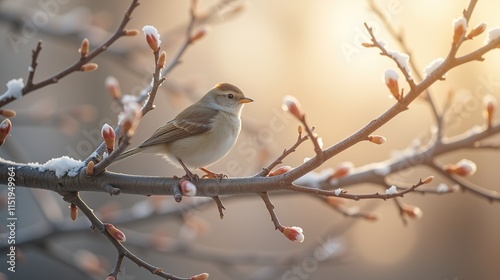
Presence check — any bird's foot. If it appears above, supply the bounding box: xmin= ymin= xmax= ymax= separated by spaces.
xmin=176 ymin=158 xmax=199 ymax=182
xmin=182 ymin=170 xmax=199 ymax=182
xmin=200 ymin=167 xmax=227 ymax=180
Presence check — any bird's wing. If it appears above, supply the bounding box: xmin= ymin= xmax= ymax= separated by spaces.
xmin=138 ymin=106 xmax=217 ymax=148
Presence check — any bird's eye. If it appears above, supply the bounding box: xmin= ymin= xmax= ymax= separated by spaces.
xmin=227 ymin=93 xmax=234 ymax=99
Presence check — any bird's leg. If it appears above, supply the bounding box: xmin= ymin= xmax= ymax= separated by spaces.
xmin=176 ymin=158 xmax=199 ymax=181
xmin=200 ymin=167 xmax=227 ymax=180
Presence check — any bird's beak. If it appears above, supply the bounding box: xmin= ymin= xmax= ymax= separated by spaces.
xmin=239 ymin=96 xmax=254 ymax=104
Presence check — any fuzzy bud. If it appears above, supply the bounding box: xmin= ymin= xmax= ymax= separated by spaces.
xmin=363 ymin=213 xmax=379 ymax=221
xmin=180 ymin=179 xmax=197 ymax=196
xmin=268 ymin=166 xmax=292 ymax=176
xmin=190 ymin=273 xmax=209 ymax=280
xmin=280 ymin=226 xmax=305 ymax=243
xmin=282 ymin=95 xmax=304 ymax=120
xmin=101 ymin=123 xmax=115 ymax=154
xmin=69 ymin=203 xmax=78 ymax=221
xmin=158 ymin=51 xmax=167 ymax=69
xmin=106 ymin=276 xmax=116 ymax=280
xmin=79 ymin=38 xmax=89 ymax=57
xmin=483 ymin=94 xmax=497 ymax=128
xmin=367 ymin=135 xmax=386 ymax=145
xmin=402 ymin=205 xmax=423 ymax=219
xmin=384 ymin=69 xmax=401 ymax=100
xmin=297 ymin=124 xmax=303 ymax=135
xmin=466 ymin=23 xmax=487 ymax=39
xmin=330 ymin=161 xmax=354 ymax=179
xmin=85 ymin=161 xmax=95 ymax=175
xmin=444 ymin=159 xmax=477 ymax=176
xmin=190 ymin=26 xmax=209 ymax=43
xmin=361 ymin=42 xmax=375 ymax=48
xmin=0 ymin=109 xmax=16 ymax=118
xmin=105 ymin=76 xmax=121 ymax=100
xmin=105 ymin=223 xmax=126 ymax=242
xmin=452 ymin=17 xmax=467 ymax=45
xmin=422 ymin=175 xmax=434 ymax=184
xmin=142 ymin=25 xmax=162 ymax=52
xmin=81 ymin=63 xmax=98 ymax=72
xmin=124 ymin=29 xmax=140 ymax=37
xmin=120 ymin=102 xmax=142 ymax=137
xmin=0 ymin=118 xmax=12 ymax=146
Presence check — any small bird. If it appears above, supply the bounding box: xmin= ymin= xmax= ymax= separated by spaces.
xmin=115 ymin=82 xmax=253 ymax=179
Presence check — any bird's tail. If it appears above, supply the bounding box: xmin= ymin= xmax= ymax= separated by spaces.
xmin=111 ymin=147 xmax=144 ymax=165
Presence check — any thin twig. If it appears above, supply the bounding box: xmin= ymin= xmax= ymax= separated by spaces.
xmin=62 ymin=191 xmax=191 ymax=280
xmin=212 ymin=196 xmax=226 ymax=219
xmin=428 ymin=160 xmax=500 ymax=202
xmin=256 ymin=131 xmax=308 ymax=177
xmin=367 ymin=0 xmax=441 ymax=130
xmin=259 ymin=192 xmax=282 ymax=230
xmin=26 ymin=41 xmax=42 ymax=89
xmin=0 ymin=0 xmax=141 ymax=108
xmin=287 ymin=177 xmax=426 ymax=200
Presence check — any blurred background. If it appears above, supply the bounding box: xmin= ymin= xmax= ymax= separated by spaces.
xmin=1 ymin=0 xmax=500 ymax=279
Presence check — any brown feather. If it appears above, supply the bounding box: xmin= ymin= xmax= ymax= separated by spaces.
xmin=138 ymin=105 xmax=217 ymax=148
xmin=215 ymin=82 xmax=243 ymax=94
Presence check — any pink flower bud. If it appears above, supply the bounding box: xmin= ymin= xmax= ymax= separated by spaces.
xmin=367 ymin=135 xmax=386 ymax=145
xmin=69 ymin=203 xmax=78 ymax=221
xmin=158 ymin=51 xmax=167 ymax=68
xmin=444 ymin=159 xmax=477 ymax=176
xmin=452 ymin=17 xmax=467 ymax=45
xmin=124 ymin=29 xmax=140 ymax=37
xmin=119 ymin=103 xmax=142 ymax=137
xmin=106 ymin=276 xmax=116 ymax=280
xmin=297 ymin=124 xmax=303 ymax=135
xmin=81 ymin=63 xmax=98 ymax=72
xmin=0 ymin=109 xmax=16 ymax=118
xmin=364 ymin=213 xmax=379 ymax=221
xmin=180 ymin=179 xmax=197 ymax=196
xmin=466 ymin=23 xmax=486 ymax=39
xmin=105 ymin=223 xmax=126 ymax=242
xmin=142 ymin=25 xmax=162 ymax=52
xmin=384 ymin=69 xmax=401 ymax=100
xmin=79 ymin=38 xmax=89 ymax=57
xmin=85 ymin=161 xmax=94 ymax=176
xmin=282 ymin=95 xmax=304 ymax=120
xmin=101 ymin=123 xmax=115 ymax=153
xmin=280 ymin=226 xmax=305 ymax=243
xmin=0 ymin=118 xmax=12 ymax=146
xmin=268 ymin=166 xmax=292 ymax=176
xmin=483 ymin=94 xmax=497 ymax=127
xmin=105 ymin=76 xmax=121 ymax=100
xmin=422 ymin=175 xmax=434 ymax=184
xmin=402 ymin=205 xmax=423 ymax=219
xmin=190 ymin=273 xmax=210 ymax=280
xmin=190 ymin=25 xmax=210 ymax=43
xmin=330 ymin=161 xmax=354 ymax=179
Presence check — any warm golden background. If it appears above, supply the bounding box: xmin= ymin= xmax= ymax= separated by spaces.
xmin=1 ymin=0 xmax=500 ymax=279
